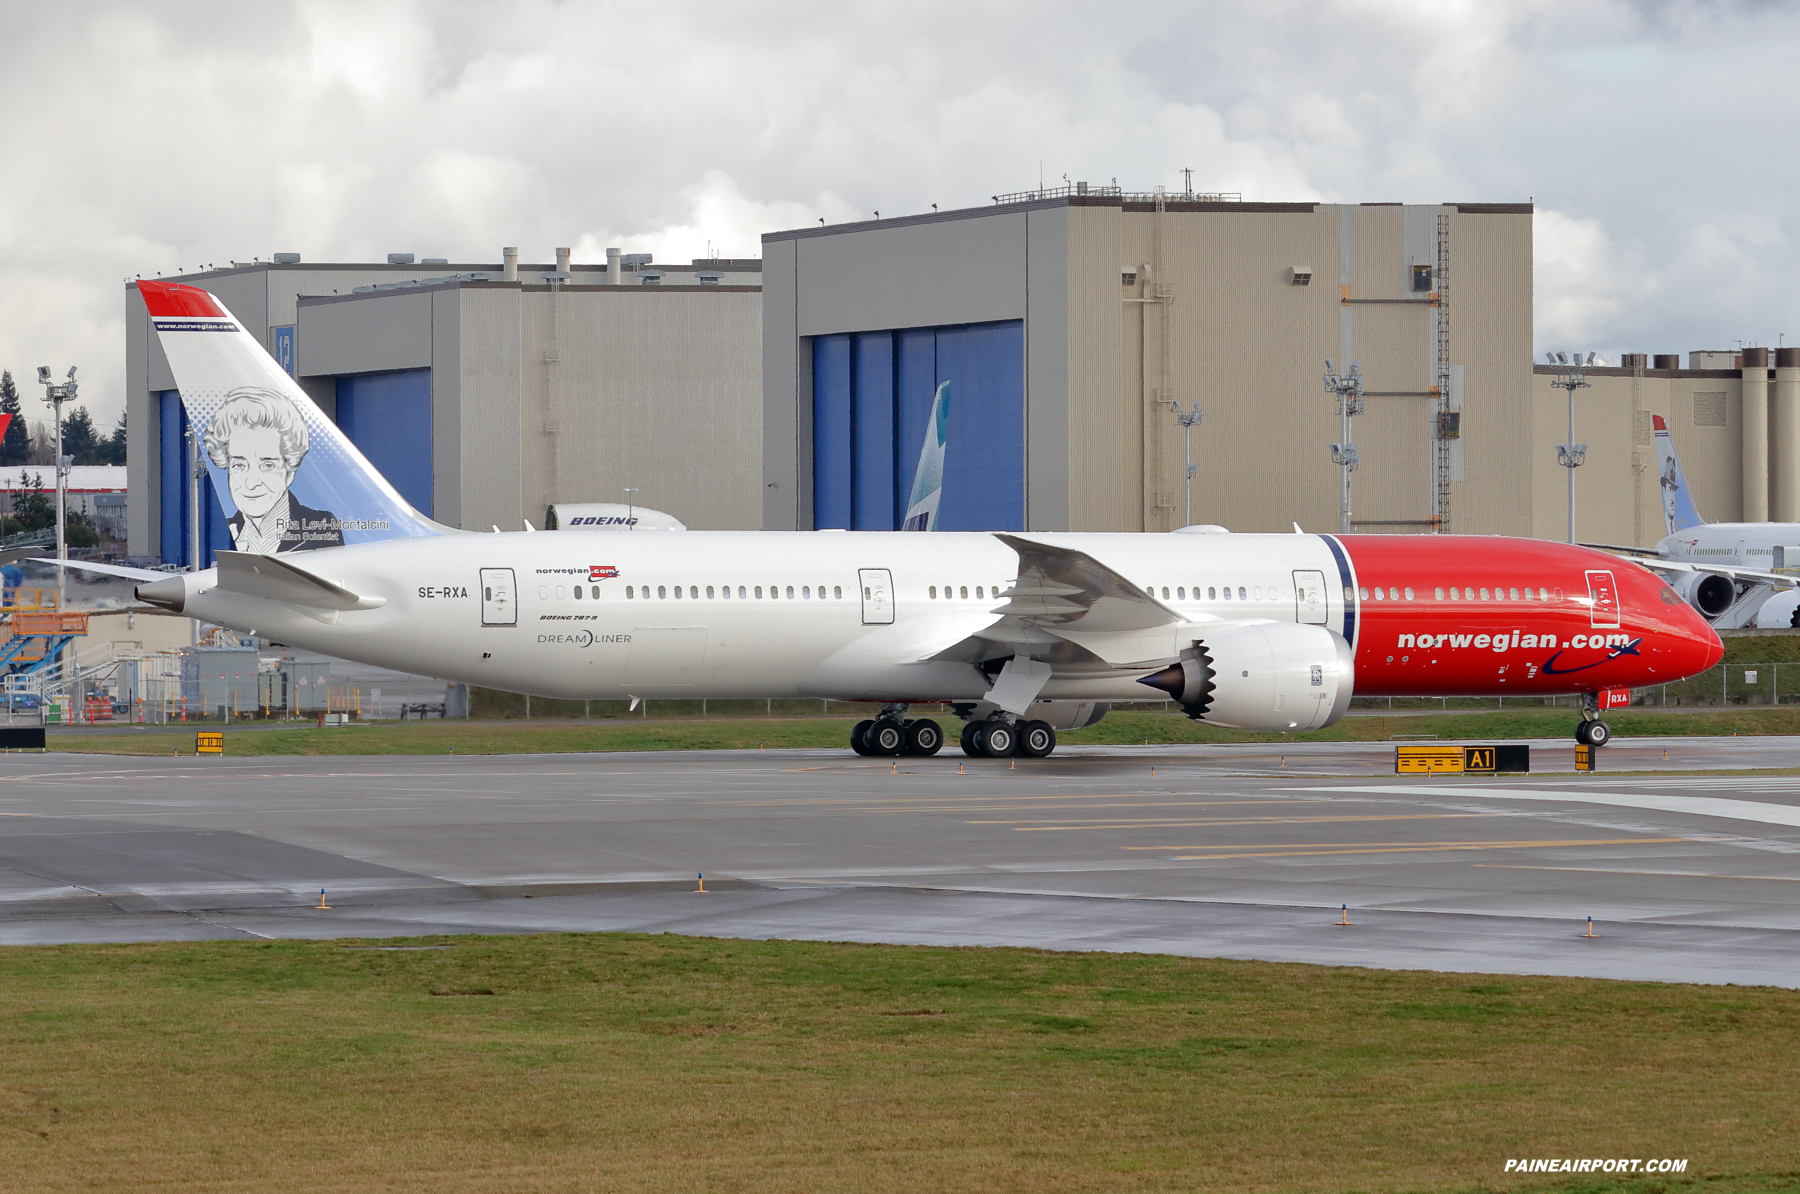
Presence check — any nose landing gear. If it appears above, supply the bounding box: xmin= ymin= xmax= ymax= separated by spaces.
xmin=849 ymin=705 xmax=944 ymax=757
xmin=1574 ymin=694 xmax=1611 ymax=747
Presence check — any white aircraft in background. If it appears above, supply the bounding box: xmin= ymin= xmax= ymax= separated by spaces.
xmin=901 ymin=382 xmax=950 ymax=531
xmin=1594 ymin=416 xmax=1800 ymax=628
xmin=52 ymin=281 xmax=1722 ymax=757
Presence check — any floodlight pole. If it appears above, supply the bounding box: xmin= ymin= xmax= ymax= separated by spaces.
xmin=1323 ymin=360 xmax=1364 ymax=534
xmin=35 ymin=367 xmax=78 ymax=565
xmin=1174 ymin=402 xmax=1202 ymax=526
xmin=1549 ymin=352 xmax=1592 ymax=544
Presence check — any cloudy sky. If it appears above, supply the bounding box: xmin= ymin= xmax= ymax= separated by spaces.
xmin=0 ymin=0 xmax=1795 ymax=428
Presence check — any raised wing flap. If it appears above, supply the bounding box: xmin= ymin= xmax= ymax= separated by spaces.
xmin=213 ymin=551 xmax=386 ymax=611
xmin=992 ymin=533 xmax=1178 ymax=632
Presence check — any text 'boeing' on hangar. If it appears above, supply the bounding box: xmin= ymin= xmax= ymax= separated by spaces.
xmin=125 ymin=250 xmax=762 ymax=567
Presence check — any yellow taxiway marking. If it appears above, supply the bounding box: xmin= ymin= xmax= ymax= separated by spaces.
xmin=1474 ymin=864 xmax=1800 ymax=882
xmin=1002 ymin=813 xmax=1524 ymax=832
xmin=1167 ymin=838 xmax=1687 ymax=860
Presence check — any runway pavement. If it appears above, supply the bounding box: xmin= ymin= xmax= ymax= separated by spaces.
xmin=2 ymin=736 xmax=1800 ymax=986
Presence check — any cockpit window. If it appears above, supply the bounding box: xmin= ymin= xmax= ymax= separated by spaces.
xmin=1659 ymin=585 xmax=1681 ymax=605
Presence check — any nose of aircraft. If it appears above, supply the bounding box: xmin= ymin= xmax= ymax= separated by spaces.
xmin=1634 ymin=569 xmax=1724 ymax=680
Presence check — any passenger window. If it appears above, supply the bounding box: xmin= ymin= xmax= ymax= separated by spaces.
xmin=786 ymin=586 xmax=794 ymax=599
xmin=1404 ymin=587 xmax=1414 ymax=600
xmin=1253 ymin=587 xmax=1262 ymax=600
xmin=591 ymin=586 xmax=600 ymax=599
xmin=834 ymin=585 xmax=842 ymax=599
xmin=1177 ymin=587 xmax=1186 ymax=600
xmin=960 ymin=586 xmax=968 ymax=599
xmin=1540 ymin=587 xmax=1549 ymax=600
xmin=1358 ymin=587 xmax=1369 ymax=600
xmin=721 ymin=586 xmax=730 ymax=600
xmin=1372 ymin=588 xmax=1383 ymax=601
xmin=626 ymin=586 xmax=635 ymax=599
xmin=1223 ymin=587 xmax=1233 ymax=601
xmin=755 ymin=586 xmax=763 ymax=599
xmin=706 ymin=586 xmax=715 ymax=599
xmin=1464 ymin=588 xmax=1475 ymax=600
xmin=1509 ymin=587 xmax=1519 ymax=601
xmin=1237 ymin=587 xmax=1246 ymax=600
xmin=674 ymin=586 xmax=683 ymax=600
xmin=1435 ymin=587 xmax=1444 ymax=600
xmin=553 ymin=585 xmax=564 ymax=599
xmin=1161 ymin=586 xmax=1170 ymax=598
xmin=1479 ymin=588 xmax=1489 ymax=600
xmin=1208 ymin=587 xmax=1217 ymax=600
xmin=802 ymin=586 xmax=810 ymax=599
xmin=539 ymin=585 xmax=549 ymax=600
xmin=738 ymin=586 xmax=747 ymax=599
xmin=658 ymin=586 xmax=667 ymax=599
xmin=573 ymin=586 xmax=582 ymax=600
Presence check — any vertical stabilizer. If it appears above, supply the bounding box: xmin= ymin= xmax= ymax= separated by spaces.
xmin=1653 ymin=415 xmax=1707 ymax=534
xmin=138 ymin=280 xmax=448 ymax=555
xmin=901 ymin=382 xmax=950 ymax=531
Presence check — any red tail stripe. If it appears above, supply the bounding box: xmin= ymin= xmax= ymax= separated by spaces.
xmin=137 ymin=279 xmax=229 ymax=319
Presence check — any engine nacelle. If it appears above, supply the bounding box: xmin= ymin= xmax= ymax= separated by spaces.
xmin=1139 ymin=622 xmax=1354 ymax=732
xmin=1666 ymin=570 xmax=1736 ymax=619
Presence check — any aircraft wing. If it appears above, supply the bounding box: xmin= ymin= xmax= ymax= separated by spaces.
xmin=1624 ymin=556 xmax=1799 ymax=589
xmin=921 ymin=533 xmax=1187 ymax=666
xmin=990 ymin=533 xmax=1179 ymax=632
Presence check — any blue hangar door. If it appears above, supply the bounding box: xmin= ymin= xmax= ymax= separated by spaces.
xmin=811 ymin=320 xmax=1023 ymax=531
xmin=334 ymin=370 xmax=433 ymax=516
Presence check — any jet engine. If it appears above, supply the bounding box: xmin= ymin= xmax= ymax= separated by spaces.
xmin=1138 ymin=622 xmax=1354 ymax=732
xmin=1666 ymin=570 xmax=1735 ymax=619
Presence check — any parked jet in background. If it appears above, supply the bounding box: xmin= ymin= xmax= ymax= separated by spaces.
xmin=1594 ymin=417 xmax=1800 ymax=627
xmin=58 ymin=281 xmax=1726 ymax=756
xmin=901 ymin=382 xmax=950 ymax=531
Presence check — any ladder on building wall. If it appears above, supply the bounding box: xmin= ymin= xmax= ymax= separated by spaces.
xmin=1434 ymin=213 xmax=1453 ymax=532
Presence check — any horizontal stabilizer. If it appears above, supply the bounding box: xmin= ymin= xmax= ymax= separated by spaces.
xmin=30 ymin=558 xmax=165 ymax=582
xmin=213 ymin=551 xmax=385 ymax=610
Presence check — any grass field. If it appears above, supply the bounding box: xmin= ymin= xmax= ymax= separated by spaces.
xmin=43 ymin=704 xmax=1800 ymax=756
xmin=0 ymin=933 xmax=1792 ymax=1193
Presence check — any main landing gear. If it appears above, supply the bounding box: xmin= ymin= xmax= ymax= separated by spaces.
xmin=960 ymin=717 xmax=1057 ymax=759
xmin=1574 ymin=694 xmax=1611 ymax=747
xmin=850 ymin=704 xmax=944 ymax=757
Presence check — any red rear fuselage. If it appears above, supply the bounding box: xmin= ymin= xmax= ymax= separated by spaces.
xmin=1339 ymin=536 xmax=1722 ymax=698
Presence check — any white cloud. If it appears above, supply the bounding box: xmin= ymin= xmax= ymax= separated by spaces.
xmin=3 ymin=0 xmax=1800 ymax=423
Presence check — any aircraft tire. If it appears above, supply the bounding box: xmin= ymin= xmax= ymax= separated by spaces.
xmin=868 ymin=720 xmax=906 ymax=756
xmin=960 ymin=721 xmax=983 ymax=757
xmin=850 ymin=720 xmax=875 ymax=755
xmin=905 ymin=718 xmax=944 ymax=756
xmin=981 ymin=721 xmax=1017 ymax=758
xmin=1575 ymin=720 xmax=1593 ymax=746
xmin=1018 ymin=720 xmax=1055 ymax=758
xmin=1586 ymin=719 xmax=1611 ymax=748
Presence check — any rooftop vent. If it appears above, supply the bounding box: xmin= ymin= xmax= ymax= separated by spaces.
xmin=1290 ymin=266 xmax=1312 ymax=286
xmin=639 ymin=270 xmax=665 ymax=286
xmin=696 ymin=270 xmax=723 ymax=285
xmin=271 ymin=252 xmax=301 ymax=265
xmin=422 ymin=257 xmax=448 ymax=265
xmin=621 ymin=253 xmax=653 ymax=268
xmin=386 ymin=253 xmax=415 ymax=265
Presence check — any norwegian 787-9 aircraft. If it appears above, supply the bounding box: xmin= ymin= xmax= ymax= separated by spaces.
xmin=78 ymin=281 xmax=1724 ymax=756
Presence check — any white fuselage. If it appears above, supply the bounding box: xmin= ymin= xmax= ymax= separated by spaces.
xmin=171 ymin=530 xmax=1351 ymax=703
xmin=1657 ymin=523 xmax=1800 ymax=569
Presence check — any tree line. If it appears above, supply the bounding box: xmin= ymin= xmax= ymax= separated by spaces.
xmin=0 ymin=369 xmax=127 ymax=467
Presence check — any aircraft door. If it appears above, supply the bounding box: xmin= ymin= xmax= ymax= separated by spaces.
xmin=480 ymin=568 xmax=517 ymax=626
xmin=1585 ymin=569 xmax=1620 ymax=628
xmin=1292 ymin=570 xmax=1328 ymax=625
xmin=858 ymin=568 xmax=894 ymax=625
